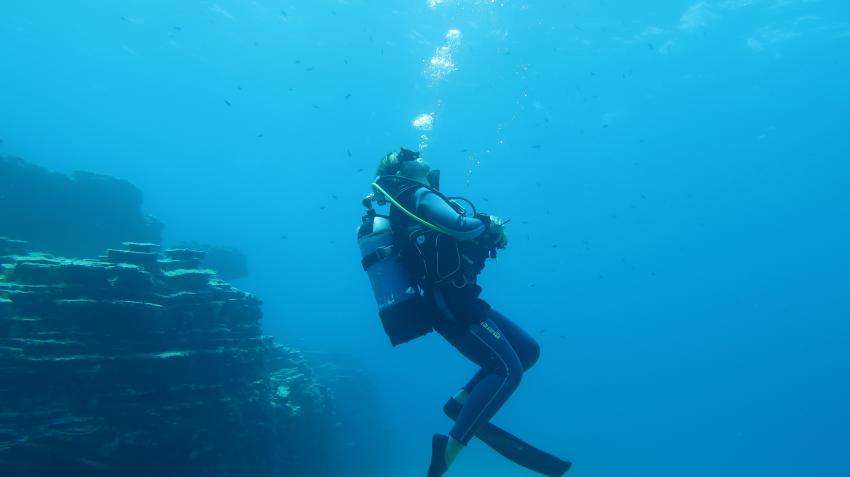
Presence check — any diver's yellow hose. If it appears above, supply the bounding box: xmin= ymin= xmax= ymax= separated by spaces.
xmin=371 ymin=182 xmax=453 ymax=236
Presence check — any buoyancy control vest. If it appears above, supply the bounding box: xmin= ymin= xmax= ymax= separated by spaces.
xmin=385 ymin=181 xmax=491 ymax=289
xmin=357 ymin=175 xmax=493 ymax=346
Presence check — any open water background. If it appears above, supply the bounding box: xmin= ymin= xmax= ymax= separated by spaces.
xmin=1 ymin=1 xmax=849 ymax=475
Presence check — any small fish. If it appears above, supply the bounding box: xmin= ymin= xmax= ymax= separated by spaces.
xmin=539 ymin=329 xmax=546 ymax=334
xmin=346 ymin=149 xmax=351 ymax=157
xmin=319 ymin=206 xmax=326 ymax=210
xmin=295 ymin=59 xmax=302 ymax=64
xmin=173 ymin=26 xmax=182 ymax=31
xmin=344 ymin=59 xmax=349 ymax=65
xmin=551 ymin=244 xmax=558 ymax=249
xmin=602 ymin=124 xmax=609 ymax=129
xmin=356 ymin=168 xmax=364 ymax=173
xmin=280 ymin=235 xmax=288 ymax=240
xmin=312 ymin=104 xmax=320 ymax=109
xmin=332 ymin=195 xmax=338 ymax=200
xmin=521 ymin=221 xmax=528 ymax=225
xmin=256 ymin=133 xmax=264 ymax=138
xmin=641 ymin=194 xmax=647 ymax=200
xmin=305 ymin=66 xmax=314 ymax=72
xmin=559 ymin=335 xmax=566 ymax=340
xmin=532 ymin=145 xmax=542 ymax=149
xmin=481 ymin=197 xmax=489 ymax=202
xmin=0 ymin=139 xmax=4 ymax=145
xmin=288 ymin=87 xmax=294 ymax=92
xmin=280 ymin=9 xmax=288 ymax=17
xmin=237 ymin=85 xmax=243 ymax=91
xmin=120 ymin=16 xmax=127 ymax=21
xmin=459 ymin=149 xmax=468 ymax=153
xmin=345 ymin=93 xmax=351 ymax=100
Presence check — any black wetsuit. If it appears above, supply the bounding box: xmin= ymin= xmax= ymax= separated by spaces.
xmin=399 ymin=186 xmax=541 ymax=446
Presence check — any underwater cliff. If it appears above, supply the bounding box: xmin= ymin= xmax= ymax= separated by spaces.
xmin=0 ymin=156 xmax=388 ymax=476
xmin=0 ymin=238 xmax=335 ymax=476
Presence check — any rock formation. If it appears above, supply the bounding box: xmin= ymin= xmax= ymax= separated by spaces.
xmin=0 ymin=155 xmax=163 ymax=258
xmin=171 ymin=242 xmax=249 ymax=281
xmin=0 ymin=238 xmax=334 ymax=477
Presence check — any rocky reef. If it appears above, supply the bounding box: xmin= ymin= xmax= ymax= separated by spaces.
xmin=0 ymin=155 xmax=162 ymax=258
xmin=0 ymin=238 xmax=334 ymax=477
xmin=171 ymin=241 xmax=249 ymax=282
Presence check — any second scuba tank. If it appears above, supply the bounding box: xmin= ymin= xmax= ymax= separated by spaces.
xmin=357 ymin=211 xmax=433 ymax=346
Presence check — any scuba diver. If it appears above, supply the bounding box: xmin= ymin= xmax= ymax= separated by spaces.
xmin=358 ymin=148 xmax=571 ymax=476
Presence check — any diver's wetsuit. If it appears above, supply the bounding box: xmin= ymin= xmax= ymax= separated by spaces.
xmin=404 ymin=187 xmax=541 ymax=446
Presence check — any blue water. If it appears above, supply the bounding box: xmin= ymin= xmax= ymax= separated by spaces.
xmin=2 ymin=1 xmax=849 ymax=476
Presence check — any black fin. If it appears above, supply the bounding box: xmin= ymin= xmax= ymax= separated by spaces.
xmin=443 ymin=398 xmax=572 ymax=476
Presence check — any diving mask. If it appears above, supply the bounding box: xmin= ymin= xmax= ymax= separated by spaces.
xmin=397 ymin=147 xmax=420 ymax=163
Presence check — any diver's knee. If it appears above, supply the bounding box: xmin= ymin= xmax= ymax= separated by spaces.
xmin=504 ymin=361 xmax=524 ymax=390
xmin=507 ymin=368 xmax=524 ymax=393
xmin=521 ymin=339 xmax=541 ymax=371
xmin=492 ymin=355 xmax=524 ymax=390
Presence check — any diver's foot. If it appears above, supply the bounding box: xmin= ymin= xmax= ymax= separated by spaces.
xmin=427 ymin=433 xmax=450 ymax=477
xmin=442 ymin=397 xmax=462 ymax=420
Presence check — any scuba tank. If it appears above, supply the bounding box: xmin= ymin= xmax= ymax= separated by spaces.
xmin=357 ymin=165 xmax=495 ymax=346
xmin=357 ymin=201 xmax=433 ymax=347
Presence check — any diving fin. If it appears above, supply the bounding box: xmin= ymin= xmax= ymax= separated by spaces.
xmin=443 ymin=398 xmax=572 ymax=476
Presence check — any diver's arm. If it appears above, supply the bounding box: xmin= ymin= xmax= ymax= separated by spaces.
xmin=415 ymin=190 xmax=487 ymax=241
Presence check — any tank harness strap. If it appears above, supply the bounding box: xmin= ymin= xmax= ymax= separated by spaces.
xmin=361 ymin=244 xmax=397 ymax=271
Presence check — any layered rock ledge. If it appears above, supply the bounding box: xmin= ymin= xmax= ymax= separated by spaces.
xmin=0 ymin=238 xmax=333 ymax=477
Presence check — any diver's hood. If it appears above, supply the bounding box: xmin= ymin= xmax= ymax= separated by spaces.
xmin=427 ymin=170 xmax=441 ymax=190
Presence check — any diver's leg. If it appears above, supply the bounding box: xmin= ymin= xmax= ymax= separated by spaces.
xmin=486 ymin=309 xmax=541 ymax=371
xmin=442 ymin=310 xmax=571 ymax=476
xmin=434 ymin=315 xmax=525 ymax=446
xmin=426 ymin=289 xmax=522 ymax=475
xmin=449 ymin=308 xmax=541 ymax=407
xmin=428 ymin=315 xmax=524 ymax=476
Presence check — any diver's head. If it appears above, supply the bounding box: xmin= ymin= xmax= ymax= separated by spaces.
xmin=398 ymin=148 xmax=431 ymax=179
xmin=376 ymin=147 xmax=431 ymax=181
